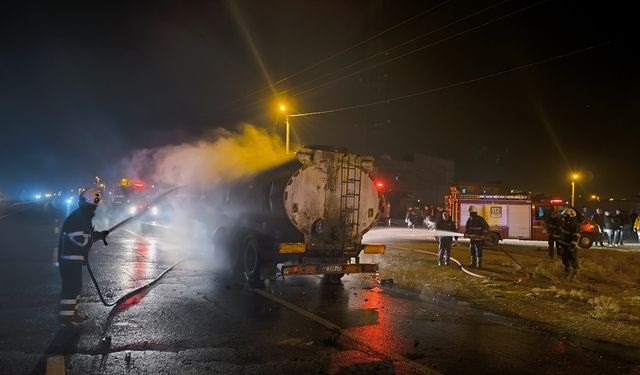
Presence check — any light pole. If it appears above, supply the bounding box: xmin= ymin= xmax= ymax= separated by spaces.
xmin=279 ymin=104 xmax=290 ymax=154
xmin=570 ymin=173 xmax=579 ymax=207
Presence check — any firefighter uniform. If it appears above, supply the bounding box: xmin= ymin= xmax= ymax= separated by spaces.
xmin=58 ymin=189 xmax=108 ymax=329
xmin=558 ymin=208 xmax=580 ymax=278
xmin=436 ymin=212 xmax=456 ymax=266
xmin=544 ymin=211 xmax=563 ymax=259
xmin=464 ymin=206 xmax=489 ymax=269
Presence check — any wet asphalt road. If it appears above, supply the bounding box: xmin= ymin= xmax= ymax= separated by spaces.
xmin=1 ymin=204 xmax=639 ymax=374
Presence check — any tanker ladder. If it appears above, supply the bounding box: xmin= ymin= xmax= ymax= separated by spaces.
xmin=339 ymin=154 xmax=363 ymax=247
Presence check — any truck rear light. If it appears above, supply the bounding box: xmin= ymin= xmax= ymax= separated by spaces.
xmin=279 ymin=242 xmax=306 ymax=254
xmin=283 ymin=266 xmax=300 ymax=275
xmin=363 ymin=244 xmax=385 ymax=254
xmin=301 ymin=265 xmax=317 ymax=274
xmin=282 ymin=263 xmax=377 ymax=276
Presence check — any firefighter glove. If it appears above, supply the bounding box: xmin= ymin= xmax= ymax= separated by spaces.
xmin=95 ymin=230 xmax=109 ymax=246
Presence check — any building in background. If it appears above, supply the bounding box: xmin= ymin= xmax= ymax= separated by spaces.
xmin=375 ymin=153 xmax=454 ymax=218
xmin=454 ymin=181 xmax=509 ymax=195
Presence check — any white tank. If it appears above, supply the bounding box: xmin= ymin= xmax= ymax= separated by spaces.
xmin=283 ymin=147 xmax=380 ymax=246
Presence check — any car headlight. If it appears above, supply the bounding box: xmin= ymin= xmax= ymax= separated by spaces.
xmin=129 ymin=205 xmax=137 ymax=215
xmin=151 ymin=206 xmax=159 ymax=216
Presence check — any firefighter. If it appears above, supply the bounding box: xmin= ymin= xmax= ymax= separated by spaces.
xmin=58 ymin=188 xmax=109 ymax=329
xmin=558 ymin=207 xmax=580 ymax=279
xmin=436 ymin=211 xmax=456 ymax=266
xmin=544 ymin=209 xmax=562 ymax=259
xmin=464 ymin=205 xmax=489 ymax=269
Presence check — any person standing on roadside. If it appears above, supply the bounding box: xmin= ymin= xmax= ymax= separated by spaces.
xmin=544 ymin=209 xmax=563 ymax=258
xmin=558 ymin=207 xmax=580 ymax=279
xmin=591 ymin=208 xmax=606 ymax=247
xmin=581 ymin=207 xmax=591 ymax=223
xmin=614 ymin=209 xmax=625 ymax=246
xmin=436 ymin=211 xmax=456 ymax=266
xmin=464 ymin=205 xmax=489 ymax=269
xmin=603 ymin=211 xmax=615 ymax=247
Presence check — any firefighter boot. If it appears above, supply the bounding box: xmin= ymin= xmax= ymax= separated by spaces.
xmin=469 ymin=256 xmax=476 ymax=268
xmin=476 ymin=257 xmax=482 ymax=269
xmin=75 ymin=294 xmax=89 ymax=322
xmin=77 ymin=311 xmax=89 ymax=322
xmin=569 ymin=269 xmax=579 ymax=281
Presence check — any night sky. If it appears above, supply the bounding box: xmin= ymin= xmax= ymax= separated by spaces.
xmin=1 ymin=0 xmax=637 ymax=199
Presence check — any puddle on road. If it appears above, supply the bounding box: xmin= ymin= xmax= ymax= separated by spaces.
xmin=267 ymin=275 xmax=640 ymax=374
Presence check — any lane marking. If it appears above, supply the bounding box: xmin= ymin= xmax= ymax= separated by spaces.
xmin=46 ymin=355 xmax=65 ymax=375
xmin=252 ymin=288 xmax=441 ymax=374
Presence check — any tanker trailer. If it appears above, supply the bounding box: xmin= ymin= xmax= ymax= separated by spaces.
xmin=211 ymin=146 xmax=385 ymax=286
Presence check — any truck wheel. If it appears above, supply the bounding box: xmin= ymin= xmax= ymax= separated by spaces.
xmin=324 ymin=273 xmax=345 ymax=284
xmin=484 ymin=232 xmax=499 ymax=248
xmin=242 ymin=235 xmax=263 ymax=286
xmin=578 ymin=234 xmax=593 ymax=249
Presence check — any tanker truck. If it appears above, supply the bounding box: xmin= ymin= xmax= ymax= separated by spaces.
xmin=209 ymin=146 xmax=385 ymax=286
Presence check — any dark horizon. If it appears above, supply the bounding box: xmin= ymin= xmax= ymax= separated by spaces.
xmin=1 ymin=0 xmax=637 ymax=199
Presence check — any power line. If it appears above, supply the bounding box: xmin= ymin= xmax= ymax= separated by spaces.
xmin=216 ymin=0 xmax=452 ymax=111
xmin=289 ymin=41 xmax=611 ymax=118
xmin=293 ymin=0 xmax=549 ymax=99
xmin=287 ymin=0 xmax=510 ymax=98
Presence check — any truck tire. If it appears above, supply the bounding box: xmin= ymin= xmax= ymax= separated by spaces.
xmin=242 ymin=235 xmax=264 ymax=287
xmin=578 ymin=233 xmax=593 ymax=249
xmin=484 ymin=232 xmax=499 ymax=248
xmin=324 ymin=273 xmax=345 ymax=284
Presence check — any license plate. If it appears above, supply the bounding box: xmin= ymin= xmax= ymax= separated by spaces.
xmin=324 ymin=265 xmax=343 ymax=272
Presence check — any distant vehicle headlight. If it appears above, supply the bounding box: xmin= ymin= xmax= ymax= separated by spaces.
xmin=129 ymin=205 xmax=137 ymax=215
xmin=151 ymin=206 xmax=159 ymax=216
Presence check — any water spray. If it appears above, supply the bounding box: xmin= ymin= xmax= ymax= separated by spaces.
xmin=87 ymin=187 xmax=187 ymax=307
xmin=106 ymin=187 xmax=180 ymax=233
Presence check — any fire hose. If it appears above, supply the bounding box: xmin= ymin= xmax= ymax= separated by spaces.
xmin=390 ymin=244 xmax=530 ymax=282
xmin=85 ymin=187 xmax=184 ymax=307
xmin=87 ymin=256 xmax=188 ymax=307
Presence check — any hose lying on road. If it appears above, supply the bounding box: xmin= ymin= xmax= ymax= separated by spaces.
xmin=388 ymin=245 xmax=530 ymax=282
xmin=86 ymin=256 xmax=189 ymax=307
xmin=86 ymin=187 xmax=185 ymax=306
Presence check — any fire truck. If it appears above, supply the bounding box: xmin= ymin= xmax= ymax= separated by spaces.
xmin=446 ymin=187 xmax=602 ymax=248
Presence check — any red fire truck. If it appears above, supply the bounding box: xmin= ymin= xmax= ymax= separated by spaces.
xmin=446 ymin=187 xmax=602 ymax=248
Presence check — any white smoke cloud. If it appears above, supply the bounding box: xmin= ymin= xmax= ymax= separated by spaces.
xmin=125 ymin=124 xmax=292 ymax=188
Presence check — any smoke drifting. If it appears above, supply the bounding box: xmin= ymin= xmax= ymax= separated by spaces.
xmin=125 ymin=124 xmax=292 ymax=188
xmin=100 ymin=124 xmax=294 ymax=270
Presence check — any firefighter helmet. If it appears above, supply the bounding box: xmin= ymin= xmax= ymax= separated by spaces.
xmin=468 ymin=205 xmax=477 ymax=213
xmin=561 ymin=208 xmax=577 ymax=218
xmin=79 ymin=188 xmax=102 ymax=206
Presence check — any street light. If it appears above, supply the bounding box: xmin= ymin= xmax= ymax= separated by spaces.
xmin=279 ymin=104 xmax=290 ymax=154
xmin=570 ymin=172 xmax=580 ymax=207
